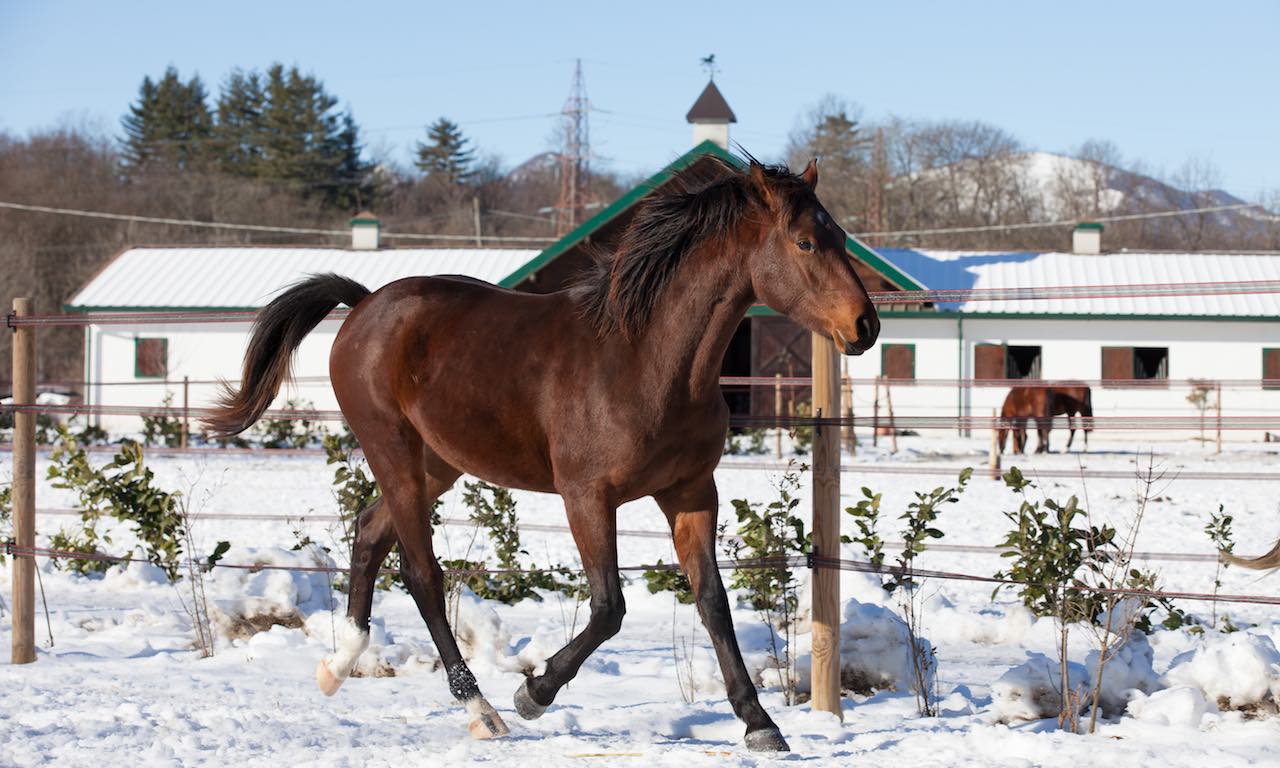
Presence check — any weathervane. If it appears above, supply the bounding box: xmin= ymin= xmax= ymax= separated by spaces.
xmin=700 ymin=54 xmax=719 ymax=80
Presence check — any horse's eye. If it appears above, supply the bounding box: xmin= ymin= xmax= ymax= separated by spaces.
xmin=797 ymin=240 xmax=813 ymax=252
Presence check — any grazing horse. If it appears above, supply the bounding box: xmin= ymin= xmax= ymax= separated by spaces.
xmin=997 ymin=385 xmax=1093 ymax=454
xmin=204 ymin=157 xmax=879 ymax=751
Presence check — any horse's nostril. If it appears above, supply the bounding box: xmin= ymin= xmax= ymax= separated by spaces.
xmin=856 ymin=313 xmax=877 ymax=342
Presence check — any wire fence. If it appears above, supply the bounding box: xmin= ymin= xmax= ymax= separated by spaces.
xmin=7 ymin=541 xmax=1278 ymax=607
xmin=5 ymin=401 xmax=1279 ymax=431
xmin=9 ymin=375 xmax=1279 ymax=392
xmin=8 ymin=277 xmax=1280 ymax=329
xmin=23 ymin=505 xmax=1237 ymax=565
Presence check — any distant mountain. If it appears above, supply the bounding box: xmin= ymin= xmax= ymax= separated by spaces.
xmin=1009 ymin=151 xmax=1265 ymax=231
xmin=912 ymin=151 xmax=1273 ymax=242
xmin=507 ymin=152 xmax=560 ymax=184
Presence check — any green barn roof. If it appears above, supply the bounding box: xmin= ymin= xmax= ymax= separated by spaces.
xmin=499 ymin=140 xmax=925 ymax=293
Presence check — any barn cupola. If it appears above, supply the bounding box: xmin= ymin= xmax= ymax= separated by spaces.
xmin=686 ymin=79 xmax=737 ymax=149
xmin=350 ymin=211 xmax=381 ymax=250
xmin=1072 ymin=222 xmax=1103 ymax=255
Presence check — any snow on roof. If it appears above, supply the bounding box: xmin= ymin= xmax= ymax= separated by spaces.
xmin=879 ymin=248 xmax=1280 ymax=316
xmin=67 ymin=246 xmax=541 ymax=310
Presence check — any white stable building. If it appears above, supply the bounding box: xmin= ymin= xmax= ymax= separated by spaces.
xmin=67 ymin=224 xmax=539 ymax=434
xmin=66 ymin=215 xmax=1280 ymax=444
xmin=842 ymin=242 xmax=1280 ymax=443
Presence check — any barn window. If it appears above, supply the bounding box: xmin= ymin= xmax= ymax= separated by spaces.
xmin=881 ymin=344 xmax=915 ymax=380
xmin=1005 ymin=346 xmax=1042 ymax=379
xmin=1134 ymin=347 xmax=1168 ymax=380
xmin=974 ymin=343 xmax=1041 ymax=380
xmin=1263 ymin=348 xmax=1280 ymax=390
xmin=1101 ymin=346 xmax=1168 ymax=385
xmin=135 ymin=338 xmax=168 ymax=378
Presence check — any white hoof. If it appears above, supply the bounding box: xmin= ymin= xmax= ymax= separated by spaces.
xmin=316 ymin=617 xmax=369 ymax=697
xmin=467 ymin=699 xmax=510 ymax=740
xmin=316 ymin=658 xmax=345 ymax=696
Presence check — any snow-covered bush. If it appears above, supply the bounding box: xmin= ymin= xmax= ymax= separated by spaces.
xmin=991 ymin=652 xmax=1088 ymax=723
xmin=786 ymin=597 xmax=934 ymax=699
xmin=1083 ymin=630 xmax=1161 ymax=716
xmin=1165 ymin=632 xmax=1280 ymax=712
xmin=1126 ymin=686 xmax=1215 ymax=727
xmin=207 ymin=546 xmax=337 ymax=640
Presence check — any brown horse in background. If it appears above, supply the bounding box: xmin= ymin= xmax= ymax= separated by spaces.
xmin=204 ymin=156 xmax=879 ymax=752
xmin=997 ymin=385 xmax=1093 ymax=454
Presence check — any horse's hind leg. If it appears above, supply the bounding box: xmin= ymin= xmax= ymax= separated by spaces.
xmin=318 ymin=469 xmax=459 ymax=696
xmin=514 ymin=489 xmax=624 ymax=721
xmin=317 ymin=497 xmax=396 ymax=695
xmin=365 ymin=435 xmax=508 ymax=740
xmin=655 ymin=477 xmax=788 ymax=752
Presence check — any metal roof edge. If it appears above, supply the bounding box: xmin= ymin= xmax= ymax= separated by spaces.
xmin=846 ymin=235 xmax=926 ymax=292
xmin=499 ymin=141 xmax=737 ymax=289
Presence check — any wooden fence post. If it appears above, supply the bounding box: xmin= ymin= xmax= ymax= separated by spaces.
xmin=181 ymin=375 xmax=190 ymax=449
xmin=885 ymin=380 xmax=898 ymax=454
xmin=810 ymin=332 xmax=842 ymax=719
xmin=774 ymin=372 xmax=783 ymax=459
xmin=1215 ymin=381 xmax=1222 ymax=454
xmin=872 ymin=376 xmax=881 ymax=447
xmin=10 ymin=297 xmax=37 ymax=664
xmin=990 ymin=408 xmax=1002 ymax=479
xmin=844 ymin=378 xmax=856 ymax=457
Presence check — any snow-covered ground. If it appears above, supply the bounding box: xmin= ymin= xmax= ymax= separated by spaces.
xmin=3 ymin=434 xmax=1280 ymax=766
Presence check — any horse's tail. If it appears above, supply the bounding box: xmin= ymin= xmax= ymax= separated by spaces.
xmin=202 ymin=274 xmax=371 ymax=438
xmin=1221 ymin=539 xmax=1280 ymax=571
xmin=1082 ymin=388 xmax=1094 ymax=432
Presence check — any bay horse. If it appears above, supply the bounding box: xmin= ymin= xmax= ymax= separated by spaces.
xmin=997 ymin=385 xmax=1093 ymax=454
xmin=204 ymin=157 xmax=879 ymax=752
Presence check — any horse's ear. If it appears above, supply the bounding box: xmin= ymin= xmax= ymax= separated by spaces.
xmin=801 ymin=158 xmax=819 ymax=190
xmin=748 ymin=160 xmax=779 ymax=210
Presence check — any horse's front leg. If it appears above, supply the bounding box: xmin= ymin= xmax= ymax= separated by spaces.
xmin=655 ymin=477 xmax=789 ymax=753
xmin=514 ymin=490 xmax=624 ymax=719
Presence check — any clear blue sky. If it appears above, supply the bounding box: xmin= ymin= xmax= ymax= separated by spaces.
xmin=2 ymin=0 xmax=1276 ymax=200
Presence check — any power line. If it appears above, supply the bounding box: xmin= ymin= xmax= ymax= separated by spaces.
xmin=0 ymin=201 xmax=557 ymax=244
xmin=852 ymin=203 xmax=1268 ymax=238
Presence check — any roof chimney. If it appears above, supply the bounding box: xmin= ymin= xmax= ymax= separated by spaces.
xmin=350 ymin=212 xmax=380 ymax=250
xmin=1072 ymin=222 xmax=1103 ymax=255
xmin=686 ymin=80 xmax=737 ymax=150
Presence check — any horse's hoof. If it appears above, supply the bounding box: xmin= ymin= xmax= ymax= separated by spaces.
xmin=316 ymin=658 xmax=344 ymax=697
xmin=513 ymin=679 xmax=548 ymax=720
xmin=467 ymin=699 xmax=510 ymax=740
xmin=745 ymin=726 xmax=790 ymax=752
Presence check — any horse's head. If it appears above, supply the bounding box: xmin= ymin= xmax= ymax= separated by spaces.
xmin=745 ymin=159 xmax=879 ymax=355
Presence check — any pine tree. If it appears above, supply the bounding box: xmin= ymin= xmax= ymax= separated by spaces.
xmin=211 ymin=63 xmax=368 ymax=210
xmin=211 ymin=69 xmax=266 ymax=177
xmin=120 ymin=67 xmax=213 ymax=174
xmin=415 ymin=118 xmax=476 ymax=185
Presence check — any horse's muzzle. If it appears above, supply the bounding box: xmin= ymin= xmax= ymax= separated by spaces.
xmin=840 ymin=312 xmax=879 ymax=355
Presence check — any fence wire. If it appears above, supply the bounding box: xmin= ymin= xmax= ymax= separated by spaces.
xmin=7 ymin=542 xmax=1277 ymax=607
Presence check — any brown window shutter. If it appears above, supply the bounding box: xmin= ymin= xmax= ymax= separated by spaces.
xmin=1264 ymin=348 xmax=1280 ymax=390
xmin=974 ymin=344 xmax=1005 ymax=380
xmin=883 ymin=344 xmax=915 ymax=380
xmin=1101 ymin=346 xmax=1132 ymax=386
xmin=136 ymin=338 xmax=168 ymax=378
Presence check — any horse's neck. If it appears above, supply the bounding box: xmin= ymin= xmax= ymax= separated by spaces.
xmin=635 ymin=251 xmax=754 ymax=405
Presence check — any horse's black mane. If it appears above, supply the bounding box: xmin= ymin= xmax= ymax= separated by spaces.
xmin=571 ymin=155 xmax=812 ymax=338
